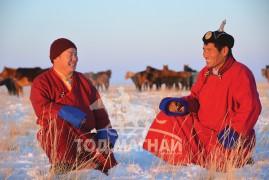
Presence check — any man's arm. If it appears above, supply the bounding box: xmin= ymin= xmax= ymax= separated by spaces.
xmin=30 ymin=78 xmax=86 ymax=128
xmin=227 ymin=67 xmax=261 ymax=137
xmin=30 ymin=79 xmax=63 ymax=122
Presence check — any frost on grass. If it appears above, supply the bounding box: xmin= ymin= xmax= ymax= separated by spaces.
xmin=0 ymin=83 xmax=268 ymax=179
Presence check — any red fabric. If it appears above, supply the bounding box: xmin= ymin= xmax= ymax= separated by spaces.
xmin=143 ymin=111 xmax=202 ymax=165
xmin=144 ymin=111 xmax=256 ymax=170
xmin=183 ymin=56 xmax=261 ymax=137
xmin=30 ymin=68 xmax=117 ymax=171
xmin=143 ymin=56 xmax=261 ymax=170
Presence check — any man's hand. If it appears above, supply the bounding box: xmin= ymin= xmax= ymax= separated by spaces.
xmin=168 ymin=101 xmax=185 ymax=113
xmin=159 ymin=97 xmax=187 ymax=116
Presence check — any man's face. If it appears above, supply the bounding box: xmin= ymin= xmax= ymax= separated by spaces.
xmin=203 ymin=43 xmax=227 ymax=70
xmin=53 ymin=48 xmax=78 ymax=75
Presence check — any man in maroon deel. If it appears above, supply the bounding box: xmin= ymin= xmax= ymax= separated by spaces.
xmin=143 ymin=20 xmax=262 ymax=171
xmin=30 ymin=38 xmax=118 ymax=175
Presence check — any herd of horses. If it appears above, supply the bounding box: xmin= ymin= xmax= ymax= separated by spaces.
xmin=125 ymin=65 xmax=198 ymax=91
xmin=1 ymin=64 xmax=268 ymax=97
xmin=0 ymin=67 xmax=112 ymax=96
xmin=0 ymin=67 xmax=50 ymax=96
xmin=125 ymin=64 xmax=269 ymax=92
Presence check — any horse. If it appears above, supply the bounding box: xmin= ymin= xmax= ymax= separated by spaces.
xmin=84 ymin=70 xmax=112 ymax=91
xmin=0 ymin=67 xmax=22 ymax=96
xmin=0 ymin=67 xmax=17 ymax=79
xmin=0 ymin=78 xmax=17 ymax=95
xmin=146 ymin=66 xmax=163 ymax=90
xmin=162 ymin=65 xmax=192 ymax=90
xmin=184 ymin=64 xmax=199 ymax=88
xmin=84 ymin=72 xmax=98 ymax=86
xmin=15 ymin=67 xmax=49 ymax=86
xmin=96 ymin=70 xmax=112 ymax=91
xmin=125 ymin=71 xmax=139 ymax=90
xmin=184 ymin=64 xmax=197 ymax=73
xmin=13 ymin=67 xmax=49 ymax=97
xmin=161 ymin=65 xmax=179 ymax=89
xmin=125 ymin=71 xmax=148 ymax=91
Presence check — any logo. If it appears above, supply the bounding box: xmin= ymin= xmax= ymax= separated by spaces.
xmin=145 ymin=128 xmax=183 ymax=154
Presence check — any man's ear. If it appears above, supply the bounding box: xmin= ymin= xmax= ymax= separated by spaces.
xmin=53 ymin=56 xmax=60 ymax=64
xmin=222 ymin=46 xmax=229 ymax=56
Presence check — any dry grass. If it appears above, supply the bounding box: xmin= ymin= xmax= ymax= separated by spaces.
xmin=8 ymin=122 xmax=29 ymax=137
xmin=0 ymin=120 xmax=20 ymax=180
xmin=0 ymin=133 xmax=18 ymax=179
xmin=0 ymin=115 xmax=3 ymax=127
xmin=0 ymin=137 xmax=20 ymax=151
xmin=0 ymin=104 xmax=26 ymax=179
xmin=0 ymin=84 xmax=268 ymax=179
xmin=0 ymin=167 xmax=14 ymax=179
xmin=31 ymin=119 xmax=116 ymax=179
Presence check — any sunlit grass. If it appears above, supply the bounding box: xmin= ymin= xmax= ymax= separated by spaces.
xmin=0 ymin=83 xmax=268 ymax=179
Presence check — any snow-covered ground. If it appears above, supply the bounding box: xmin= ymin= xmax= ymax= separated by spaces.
xmin=0 ymin=82 xmax=268 ymax=179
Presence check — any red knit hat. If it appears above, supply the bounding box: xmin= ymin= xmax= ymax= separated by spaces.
xmin=49 ymin=38 xmax=77 ymax=63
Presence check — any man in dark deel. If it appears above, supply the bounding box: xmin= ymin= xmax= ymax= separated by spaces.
xmin=30 ymin=38 xmax=118 ymax=175
xmin=143 ymin=20 xmax=261 ymax=171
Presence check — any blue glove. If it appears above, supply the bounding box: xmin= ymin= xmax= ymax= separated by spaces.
xmin=159 ymin=97 xmax=188 ymax=116
xmin=58 ymin=105 xmax=87 ymax=128
xmin=96 ymin=128 xmax=118 ymax=148
xmin=217 ymin=126 xmax=239 ymax=149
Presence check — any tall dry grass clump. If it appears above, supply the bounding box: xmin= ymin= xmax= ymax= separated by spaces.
xmin=0 ymin=118 xmax=22 ymax=152
xmin=33 ymin=117 xmax=117 ymax=179
xmin=0 ymin=121 xmax=20 ymax=179
xmin=7 ymin=120 xmax=30 ymax=137
xmin=0 ymin=96 xmax=36 ymax=179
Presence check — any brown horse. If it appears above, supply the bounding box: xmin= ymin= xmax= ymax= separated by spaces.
xmin=162 ymin=65 xmax=192 ymax=90
xmin=0 ymin=78 xmax=17 ymax=95
xmin=125 ymin=71 xmax=139 ymax=90
xmin=146 ymin=65 xmax=192 ymax=90
xmin=0 ymin=67 xmax=17 ymax=79
xmin=84 ymin=72 xmax=98 ymax=86
xmin=125 ymin=71 xmax=148 ymax=91
xmin=96 ymin=70 xmax=112 ymax=91
xmin=15 ymin=67 xmax=49 ymax=87
xmin=84 ymin=70 xmax=112 ymax=91
xmin=146 ymin=66 xmax=163 ymax=90
xmin=0 ymin=67 xmax=22 ymax=96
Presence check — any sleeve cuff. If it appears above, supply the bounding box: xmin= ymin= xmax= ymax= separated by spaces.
xmin=217 ymin=126 xmax=239 ymax=149
xmin=58 ymin=105 xmax=87 ymax=128
xmin=159 ymin=97 xmax=188 ymax=116
xmin=96 ymin=128 xmax=118 ymax=148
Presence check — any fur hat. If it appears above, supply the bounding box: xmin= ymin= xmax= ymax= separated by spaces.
xmin=49 ymin=38 xmax=77 ymax=63
xmin=202 ymin=20 xmax=234 ymax=49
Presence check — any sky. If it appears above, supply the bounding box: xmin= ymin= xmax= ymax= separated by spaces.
xmin=0 ymin=0 xmax=268 ymax=84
